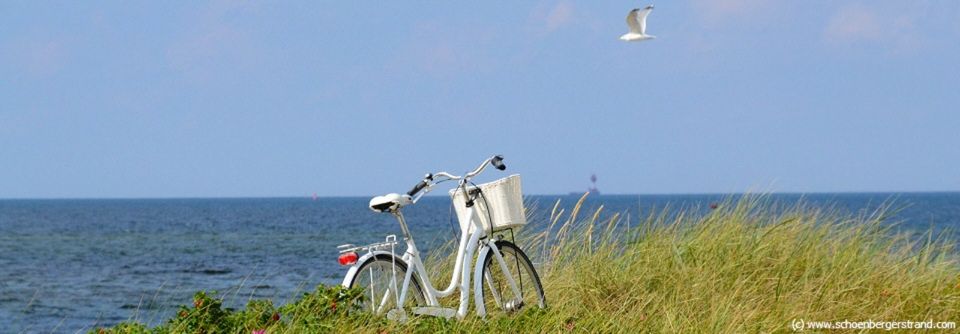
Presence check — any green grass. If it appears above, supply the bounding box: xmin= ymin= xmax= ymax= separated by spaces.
xmin=97 ymin=194 xmax=960 ymax=333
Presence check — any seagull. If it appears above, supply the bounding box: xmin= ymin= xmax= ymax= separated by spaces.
xmin=620 ymin=5 xmax=656 ymax=42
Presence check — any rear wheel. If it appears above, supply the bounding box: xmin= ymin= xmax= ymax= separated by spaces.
xmin=477 ymin=240 xmax=546 ymax=316
xmin=345 ymin=254 xmax=427 ymax=315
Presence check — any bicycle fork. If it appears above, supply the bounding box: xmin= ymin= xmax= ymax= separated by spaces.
xmin=472 ymin=238 xmax=525 ymax=318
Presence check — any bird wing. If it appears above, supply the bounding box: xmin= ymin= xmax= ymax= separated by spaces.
xmin=625 ymin=8 xmax=642 ymax=34
xmin=636 ymin=5 xmax=653 ymax=35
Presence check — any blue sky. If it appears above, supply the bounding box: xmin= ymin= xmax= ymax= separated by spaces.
xmin=2 ymin=1 xmax=959 ymax=198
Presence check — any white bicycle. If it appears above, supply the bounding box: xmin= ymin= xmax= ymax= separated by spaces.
xmin=337 ymin=155 xmax=545 ymax=320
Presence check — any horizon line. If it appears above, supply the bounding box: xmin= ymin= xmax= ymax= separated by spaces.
xmin=2 ymin=190 xmax=959 ymax=201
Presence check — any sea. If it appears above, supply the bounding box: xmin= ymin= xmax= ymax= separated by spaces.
xmin=2 ymin=193 xmax=959 ymax=332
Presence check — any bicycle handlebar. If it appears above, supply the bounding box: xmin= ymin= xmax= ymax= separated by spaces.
xmin=406 ymin=155 xmax=506 ymax=197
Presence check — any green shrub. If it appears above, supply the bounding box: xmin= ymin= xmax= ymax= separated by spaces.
xmin=228 ymin=300 xmax=280 ymax=333
xmin=166 ymin=291 xmax=232 ymax=333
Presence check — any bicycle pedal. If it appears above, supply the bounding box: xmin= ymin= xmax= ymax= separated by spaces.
xmin=386 ymin=308 xmax=409 ymax=322
xmin=412 ymin=306 xmax=456 ymax=319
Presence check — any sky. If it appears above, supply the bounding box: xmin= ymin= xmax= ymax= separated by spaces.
xmin=2 ymin=1 xmax=959 ymax=198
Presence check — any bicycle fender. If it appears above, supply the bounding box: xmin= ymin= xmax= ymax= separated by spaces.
xmin=341 ymin=250 xmax=401 ymax=288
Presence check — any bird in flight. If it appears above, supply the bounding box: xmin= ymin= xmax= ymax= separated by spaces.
xmin=620 ymin=5 xmax=656 ymax=42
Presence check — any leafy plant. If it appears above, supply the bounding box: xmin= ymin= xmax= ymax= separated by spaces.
xmin=166 ymin=291 xmax=232 ymax=333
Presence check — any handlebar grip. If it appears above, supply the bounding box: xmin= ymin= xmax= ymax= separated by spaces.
xmin=491 ymin=155 xmax=506 ymax=171
xmin=407 ymin=173 xmax=433 ymax=196
xmin=407 ymin=180 xmax=428 ymax=196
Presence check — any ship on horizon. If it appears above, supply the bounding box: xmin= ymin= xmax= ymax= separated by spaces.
xmin=569 ymin=173 xmax=600 ymax=196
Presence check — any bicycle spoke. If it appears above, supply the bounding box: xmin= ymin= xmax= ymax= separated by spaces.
xmin=484 ymin=270 xmax=503 ymax=308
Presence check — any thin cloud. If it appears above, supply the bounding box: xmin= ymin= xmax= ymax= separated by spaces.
xmin=164 ymin=1 xmax=263 ymax=82
xmin=390 ymin=21 xmax=497 ymax=78
xmin=545 ymin=2 xmax=574 ymax=32
xmin=822 ymin=3 xmax=920 ymax=52
xmin=691 ymin=0 xmax=774 ymax=23
xmin=14 ymin=39 xmax=67 ymax=77
xmin=528 ymin=1 xmax=577 ymax=34
xmin=823 ymin=4 xmax=883 ymax=43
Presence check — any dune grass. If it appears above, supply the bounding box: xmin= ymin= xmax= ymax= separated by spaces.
xmin=97 ymin=195 xmax=960 ymax=333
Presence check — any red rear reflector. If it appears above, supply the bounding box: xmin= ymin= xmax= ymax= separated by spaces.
xmin=338 ymin=252 xmax=358 ymax=266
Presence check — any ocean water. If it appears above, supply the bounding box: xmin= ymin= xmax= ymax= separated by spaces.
xmin=1 ymin=193 xmax=958 ymax=332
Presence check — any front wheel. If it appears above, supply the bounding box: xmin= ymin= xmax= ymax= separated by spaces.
xmin=476 ymin=240 xmax=546 ymax=317
xmin=345 ymin=254 xmax=427 ymax=315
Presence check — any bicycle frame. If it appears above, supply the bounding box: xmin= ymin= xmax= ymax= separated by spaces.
xmin=341 ymin=196 xmax=524 ymax=319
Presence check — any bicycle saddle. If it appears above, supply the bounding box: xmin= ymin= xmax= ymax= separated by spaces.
xmin=369 ymin=193 xmax=412 ymax=212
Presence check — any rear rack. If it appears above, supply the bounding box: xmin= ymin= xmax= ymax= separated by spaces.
xmin=337 ymin=234 xmax=398 ymax=254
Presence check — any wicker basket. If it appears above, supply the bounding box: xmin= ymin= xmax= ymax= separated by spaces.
xmin=449 ymin=174 xmax=526 ymax=235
